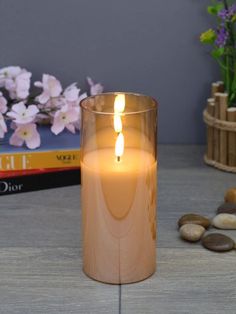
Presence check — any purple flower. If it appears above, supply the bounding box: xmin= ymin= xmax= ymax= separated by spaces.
xmin=218 ymin=4 xmax=236 ymax=21
xmin=218 ymin=8 xmax=230 ymax=20
xmin=229 ymin=4 xmax=236 ymax=16
xmin=215 ymin=27 xmax=228 ymax=47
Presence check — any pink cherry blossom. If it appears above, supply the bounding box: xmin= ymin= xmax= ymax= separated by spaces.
xmin=63 ymin=82 xmax=84 ymax=107
xmin=10 ymin=123 xmax=40 ymax=149
xmin=63 ymin=85 xmax=86 ymax=131
xmin=77 ymin=92 xmax=87 ymax=104
xmin=0 ymin=66 xmax=32 ymax=100
xmin=43 ymin=97 xmax=65 ymax=110
xmin=0 ymin=113 xmax=7 ymax=138
xmin=64 ymin=83 xmax=87 ymax=105
xmin=73 ymin=107 xmax=81 ymax=131
xmin=0 ymin=66 xmax=22 ymax=87
xmin=15 ymin=71 xmax=32 ymax=99
xmin=64 ymin=83 xmax=80 ymax=102
xmin=0 ymin=92 xmax=7 ymax=113
xmin=35 ymin=74 xmax=62 ymax=104
xmin=51 ymin=104 xmax=79 ymax=135
xmin=62 ymin=85 xmax=86 ymax=132
xmin=7 ymin=102 xmax=39 ymax=124
xmin=87 ymin=77 xmax=104 ymax=95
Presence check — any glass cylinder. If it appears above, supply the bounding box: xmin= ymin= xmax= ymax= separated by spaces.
xmin=80 ymin=93 xmax=157 ymax=284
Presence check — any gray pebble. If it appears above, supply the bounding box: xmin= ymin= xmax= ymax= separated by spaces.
xmin=213 ymin=214 xmax=236 ymax=230
xmin=179 ymin=224 xmax=205 ymax=242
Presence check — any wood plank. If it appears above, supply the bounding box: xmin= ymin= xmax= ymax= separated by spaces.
xmin=123 ymin=145 xmax=236 ymax=313
xmin=158 ymin=165 xmax=236 ymax=249
xmin=157 ymin=146 xmax=236 ymax=249
xmin=122 ymin=248 xmax=236 ymax=314
xmin=0 ymin=145 xmax=236 ymax=313
xmin=0 ymin=187 xmax=82 ymax=248
xmin=0 ymin=247 xmax=119 ymax=314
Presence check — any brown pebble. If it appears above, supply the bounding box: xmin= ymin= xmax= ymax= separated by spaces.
xmin=178 ymin=214 xmax=211 ymax=229
xmin=217 ymin=202 xmax=236 ymax=215
xmin=202 ymin=233 xmax=235 ymax=252
xmin=225 ymin=188 xmax=236 ymax=203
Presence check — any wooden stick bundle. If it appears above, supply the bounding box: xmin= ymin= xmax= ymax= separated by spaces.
xmin=211 ymin=82 xmax=224 ymax=98
xmin=204 ymin=83 xmax=236 ymax=172
xmin=206 ymin=98 xmax=215 ymax=160
xmin=213 ymin=93 xmax=221 ymax=162
xmin=227 ymin=108 xmax=236 ymax=166
xmin=219 ymin=93 xmax=228 ymax=165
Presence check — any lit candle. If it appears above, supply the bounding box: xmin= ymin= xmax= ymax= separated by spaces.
xmin=81 ymin=93 xmax=157 ymax=284
xmin=114 ymin=94 xmax=125 ymax=162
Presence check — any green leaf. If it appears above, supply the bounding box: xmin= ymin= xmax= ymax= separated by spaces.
xmin=207 ymin=3 xmax=224 ymax=15
xmin=200 ymin=29 xmax=216 ymax=44
xmin=229 ymin=92 xmax=235 ymax=102
xmin=211 ymin=48 xmax=225 ymax=58
xmin=232 ymin=15 xmax=236 ymax=23
xmin=231 ymin=77 xmax=236 ymax=92
xmin=207 ymin=6 xmax=216 ymax=15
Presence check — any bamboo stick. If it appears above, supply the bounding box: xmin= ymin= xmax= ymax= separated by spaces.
xmin=227 ymin=108 xmax=236 ymax=166
xmin=211 ymin=82 xmax=224 ymax=97
xmin=213 ymin=93 xmax=221 ymax=162
xmin=217 ymin=81 xmax=225 ymax=93
xmin=206 ymin=98 xmax=215 ymax=160
xmin=219 ymin=93 xmax=228 ymax=165
xmin=211 ymin=83 xmax=220 ymax=98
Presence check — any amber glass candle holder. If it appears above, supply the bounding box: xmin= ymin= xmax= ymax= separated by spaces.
xmin=80 ymin=93 xmax=158 ymax=284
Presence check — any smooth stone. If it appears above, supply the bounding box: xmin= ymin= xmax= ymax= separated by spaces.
xmin=225 ymin=188 xmax=236 ymax=203
xmin=179 ymin=224 xmax=205 ymax=242
xmin=202 ymin=233 xmax=235 ymax=252
xmin=178 ymin=214 xmax=211 ymax=229
xmin=217 ymin=202 xmax=236 ymax=215
xmin=212 ymin=213 xmax=236 ymax=229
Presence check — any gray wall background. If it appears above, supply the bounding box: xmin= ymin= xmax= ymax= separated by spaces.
xmin=0 ymin=0 xmax=219 ymax=144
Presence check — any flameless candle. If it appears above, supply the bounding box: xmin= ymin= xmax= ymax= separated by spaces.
xmin=80 ymin=93 xmax=157 ymax=284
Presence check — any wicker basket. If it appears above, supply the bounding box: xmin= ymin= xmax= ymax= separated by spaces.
xmin=203 ymin=82 xmax=236 ymax=173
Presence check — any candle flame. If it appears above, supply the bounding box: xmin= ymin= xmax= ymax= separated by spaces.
xmin=114 ymin=94 xmax=125 ymax=161
xmin=114 ymin=115 xmax=122 ymax=133
xmin=114 ymin=94 xmax=125 ymax=113
xmin=114 ymin=94 xmax=125 ymax=132
xmin=115 ymin=132 xmax=124 ymax=161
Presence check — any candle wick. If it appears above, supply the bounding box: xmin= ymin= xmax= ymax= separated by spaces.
xmin=116 ymin=132 xmax=121 ymax=162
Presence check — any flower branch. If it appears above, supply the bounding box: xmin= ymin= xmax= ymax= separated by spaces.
xmin=200 ymin=0 xmax=236 ymax=106
xmin=0 ymin=66 xmax=104 ymax=149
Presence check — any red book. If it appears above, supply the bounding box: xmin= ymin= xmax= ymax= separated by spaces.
xmin=0 ymin=167 xmax=79 ymax=178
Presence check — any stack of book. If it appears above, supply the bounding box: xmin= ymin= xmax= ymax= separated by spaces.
xmin=0 ymin=126 xmax=81 ymax=196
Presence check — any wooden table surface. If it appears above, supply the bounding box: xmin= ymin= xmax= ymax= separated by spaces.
xmin=1 ymin=145 xmax=236 ymax=314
